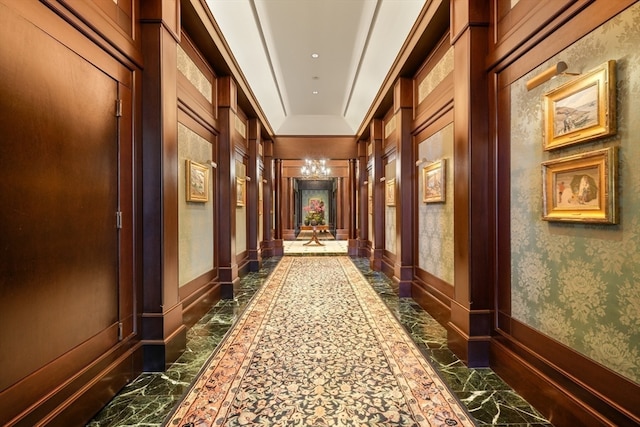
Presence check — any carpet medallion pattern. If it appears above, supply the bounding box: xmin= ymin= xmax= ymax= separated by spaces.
xmin=165 ymin=257 xmax=474 ymax=426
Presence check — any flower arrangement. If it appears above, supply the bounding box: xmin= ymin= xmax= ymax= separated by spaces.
xmin=303 ymin=199 xmax=325 ymax=226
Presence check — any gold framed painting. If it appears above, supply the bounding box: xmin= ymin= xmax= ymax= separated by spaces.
xmin=385 ymin=178 xmax=395 ymax=206
xmin=236 ymin=177 xmax=246 ymax=207
xmin=541 ymin=147 xmax=617 ymax=224
xmin=543 ymin=60 xmax=616 ymax=150
xmin=186 ymin=160 xmax=209 ymax=203
xmin=422 ymin=159 xmax=446 ymax=203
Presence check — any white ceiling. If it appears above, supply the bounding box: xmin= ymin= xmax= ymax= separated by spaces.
xmin=205 ymin=0 xmax=426 ymax=136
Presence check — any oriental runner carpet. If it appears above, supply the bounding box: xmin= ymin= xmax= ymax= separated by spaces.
xmin=164 ymin=256 xmax=475 ymax=427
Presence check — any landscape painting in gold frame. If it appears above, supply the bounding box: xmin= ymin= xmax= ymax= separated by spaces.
xmin=385 ymin=178 xmax=395 ymax=206
xmin=186 ymin=160 xmax=209 ymax=203
xmin=236 ymin=177 xmax=246 ymax=207
xmin=422 ymin=159 xmax=446 ymax=203
xmin=543 ymin=60 xmax=616 ymax=150
xmin=541 ymin=147 xmax=617 ymax=224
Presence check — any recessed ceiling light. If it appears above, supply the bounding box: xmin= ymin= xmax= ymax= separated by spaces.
xmin=311 ymin=53 xmax=319 ymax=59
xmin=312 ymin=90 xmax=319 ymax=95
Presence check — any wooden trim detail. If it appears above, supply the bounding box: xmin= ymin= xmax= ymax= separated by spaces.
xmin=492 ymin=321 xmax=640 ymax=426
xmin=0 ymin=332 xmax=142 ymax=426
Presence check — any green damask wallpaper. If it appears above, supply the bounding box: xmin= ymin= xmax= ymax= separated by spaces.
xmin=510 ymin=3 xmax=640 ymax=384
xmin=178 ymin=122 xmax=214 ymax=287
xmin=417 ymin=123 xmax=454 ymax=284
xmin=385 ymin=160 xmax=397 ymax=254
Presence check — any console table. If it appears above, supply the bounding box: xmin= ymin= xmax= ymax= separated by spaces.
xmin=300 ymin=225 xmax=328 ymax=246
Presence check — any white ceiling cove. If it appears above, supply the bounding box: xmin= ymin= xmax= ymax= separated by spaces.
xmin=205 ymin=0 xmax=426 ymax=136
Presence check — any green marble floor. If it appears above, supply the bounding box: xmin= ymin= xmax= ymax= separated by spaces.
xmin=87 ymin=256 xmax=553 ymax=426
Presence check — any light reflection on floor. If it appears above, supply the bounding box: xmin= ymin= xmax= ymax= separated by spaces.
xmin=87 ymin=255 xmax=553 ymax=427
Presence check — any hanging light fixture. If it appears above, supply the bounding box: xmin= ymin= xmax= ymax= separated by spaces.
xmin=301 ymin=159 xmax=331 ymax=178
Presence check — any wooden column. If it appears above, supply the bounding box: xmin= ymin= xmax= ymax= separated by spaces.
xmin=347 ymin=158 xmax=358 ymax=255
xmin=449 ymin=0 xmax=492 ymax=367
xmin=274 ymin=158 xmax=283 ymax=241
xmin=247 ymin=119 xmax=261 ymax=271
xmin=336 ymin=176 xmax=344 ymax=230
xmin=286 ymin=177 xmax=294 ymax=231
xmin=357 ymin=140 xmax=370 ymax=257
xmin=394 ymin=78 xmax=414 ymax=297
xmin=370 ymin=119 xmax=384 ymax=270
xmin=140 ymin=1 xmax=185 ymax=371
xmin=217 ymin=76 xmax=240 ymax=299
xmin=261 ymin=139 xmax=276 ymax=257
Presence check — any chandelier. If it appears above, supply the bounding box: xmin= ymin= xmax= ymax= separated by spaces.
xmin=300 ymin=159 xmax=331 ymax=178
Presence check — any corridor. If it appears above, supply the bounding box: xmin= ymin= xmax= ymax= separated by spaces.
xmin=88 ymin=253 xmax=551 ymax=426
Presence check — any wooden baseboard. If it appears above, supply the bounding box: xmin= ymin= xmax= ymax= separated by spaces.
xmin=1 ymin=339 xmax=143 ymax=427
xmin=492 ymin=326 xmax=640 ymax=427
xmin=411 ymin=282 xmax=451 ymax=328
xmin=181 ymin=282 xmax=220 ymax=329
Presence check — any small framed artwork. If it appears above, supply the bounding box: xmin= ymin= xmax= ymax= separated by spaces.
xmin=236 ymin=177 xmax=246 ymax=207
xmin=186 ymin=160 xmax=209 ymax=203
xmin=543 ymin=60 xmax=616 ymax=150
xmin=542 ymin=147 xmax=617 ymax=224
xmin=422 ymin=159 xmax=446 ymax=203
xmin=385 ymin=178 xmax=395 ymax=206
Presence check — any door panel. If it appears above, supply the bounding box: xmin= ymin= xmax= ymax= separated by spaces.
xmin=0 ymin=4 xmax=119 ymax=391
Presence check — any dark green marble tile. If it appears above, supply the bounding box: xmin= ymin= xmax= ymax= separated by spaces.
xmin=87 ymin=256 xmax=553 ymax=427
xmin=87 ymin=395 xmax=178 ymax=427
xmin=438 ymin=367 xmax=511 ymax=392
xmin=455 ymin=390 xmax=550 ymax=425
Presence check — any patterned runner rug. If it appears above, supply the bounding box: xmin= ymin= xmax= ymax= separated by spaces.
xmin=164 ymin=257 xmax=475 ymax=426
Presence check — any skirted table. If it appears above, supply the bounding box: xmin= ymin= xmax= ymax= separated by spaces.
xmin=300 ymin=225 xmax=329 ymax=246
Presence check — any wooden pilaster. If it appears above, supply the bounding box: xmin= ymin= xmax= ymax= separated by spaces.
xmin=370 ymin=119 xmax=384 ymax=271
xmin=393 ymin=78 xmax=414 ymax=297
xmin=139 ymin=1 xmax=186 ymax=371
xmin=347 ymin=158 xmax=358 ymax=255
xmin=217 ymin=76 xmax=239 ymax=299
xmin=357 ymin=140 xmax=370 ymax=258
xmin=247 ymin=119 xmax=261 ymax=270
xmin=449 ymin=0 xmax=492 ymax=367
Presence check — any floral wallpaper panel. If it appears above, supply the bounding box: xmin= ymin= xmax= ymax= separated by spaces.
xmin=510 ymin=3 xmax=640 ymax=384
xmin=178 ymin=122 xmax=214 ymax=286
xmin=177 ymin=45 xmax=212 ymax=103
xmin=417 ymin=123 xmax=454 ymax=284
xmin=236 ymin=162 xmax=247 ymax=255
xmin=385 ymin=160 xmax=397 ymax=254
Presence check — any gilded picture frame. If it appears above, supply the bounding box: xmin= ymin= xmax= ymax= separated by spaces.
xmin=422 ymin=159 xmax=446 ymax=203
xmin=236 ymin=177 xmax=246 ymax=207
xmin=186 ymin=160 xmax=209 ymax=203
xmin=385 ymin=178 xmax=395 ymax=206
xmin=541 ymin=147 xmax=617 ymax=224
xmin=543 ymin=60 xmax=616 ymax=150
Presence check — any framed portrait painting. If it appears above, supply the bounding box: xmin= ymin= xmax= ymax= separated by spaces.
xmin=541 ymin=147 xmax=617 ymax=224
xmin=385 ymin=178 xmax=395 ymax=206
xmin=186 ymin=160 xmax=209 ymax=203
xmin=422 ymin=159 xmax=446 ymax=203
xmin=543 ymin=60 xmax=616 ymax=150
xmin=236 ymin=177 xmax=246 ymax=207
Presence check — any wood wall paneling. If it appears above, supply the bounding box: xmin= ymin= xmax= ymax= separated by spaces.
xmin=488 ymin=0 xmax=584 ymax=69
xmin=175 ymin=109 xmax=219 ymax=329
xmin=488 ymin=1 xmax=640 ymax=425
xmin=246 ymin=119 xmax=262 ymax=270
xmin=140 ymin=7 xmax=186 ymax=372
xmin=369 ymin=120 xmax=385 ymax=271
xmin=1 ymin=0 xmax=121 ymax=389
xmin=273 ymin=136 xmax=357 ymax=160
xmin=0 ymin=1 xmax=140 ymax=424
xmin=41 ymin=0 xmax=143 ymax=66
xmin=177 ymin=32 xmax=218 ymax=131
xmin=449 ymin=4 xmax=493 ymax=367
